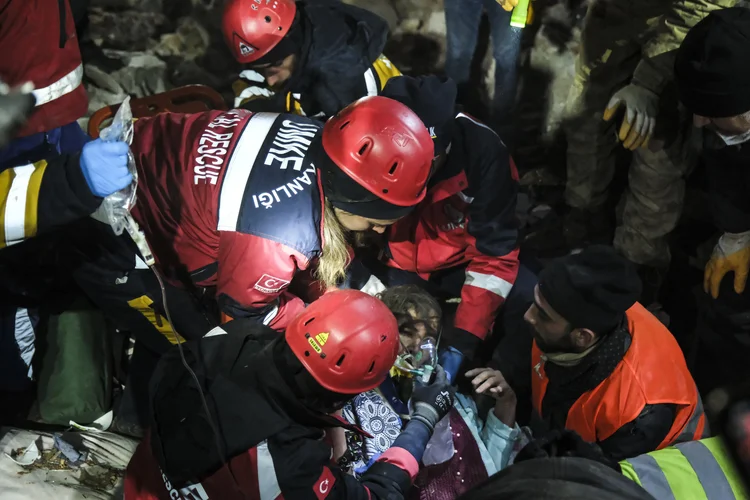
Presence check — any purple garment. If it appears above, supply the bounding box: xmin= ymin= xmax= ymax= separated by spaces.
xmin=410 ymin=409 xmax=489 ymax=500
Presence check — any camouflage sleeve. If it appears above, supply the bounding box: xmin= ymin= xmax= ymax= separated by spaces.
xmin=632 ymin=0 xmax=739 ymax=94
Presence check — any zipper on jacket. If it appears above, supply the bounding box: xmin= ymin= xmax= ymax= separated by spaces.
xmin=534 ymin=355 xmax=547 ymax=379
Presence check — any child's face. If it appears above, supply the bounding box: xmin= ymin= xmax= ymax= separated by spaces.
xmin=399 ymin=307 xmax=440 ymax=355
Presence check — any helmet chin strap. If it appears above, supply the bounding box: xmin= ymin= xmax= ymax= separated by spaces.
xmin=273 ymin=338 xmax=350 ymax=414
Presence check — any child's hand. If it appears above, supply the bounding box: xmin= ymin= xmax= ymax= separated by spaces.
xmin=466 ymin=367 xmax=516 ymax=401
xmin=466 ymin=367 xmax=517 ymax=426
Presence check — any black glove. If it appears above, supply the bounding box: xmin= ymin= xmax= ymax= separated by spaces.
xmin=410 ymin=365 xmax=456 ymax=432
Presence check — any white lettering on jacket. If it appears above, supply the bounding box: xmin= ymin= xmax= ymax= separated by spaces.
xmin=252 ymin=164 xmax=316 ymax=209
xmin=264 ymin=119 xmax=319 ymax=171
xmin=193 ymin=111 xmax=245 ymax=185
xmin=161 ymin=470 xmax=210 ymax=500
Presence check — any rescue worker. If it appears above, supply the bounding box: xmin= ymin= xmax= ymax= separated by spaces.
xmin=444 ymin=0 xmax=521 ymax=142
xmin=348 ymin=75 xmax=534 ymax=388
xmin=0 ymin=0 xmax=89 ymax=169
xmin=528 ymin=0 xmax=738 ymax=304
xmin=70 ymin=96 xmax=434 ymax=427
xmin=223 ymin=0 xmax=401 ymax=118
xmin=495 ymin=431 xmax=745 ymax=500
xmin=522 ymin=245 xmax=706 ymax=460
xmin=673 ymin=8 xmax=750 ymax=393
xmin=0 ymin=80 xmax=130 ymax=249
xmin=458 ymin=457 xmax=654 ymax=500
xmin=621 ymin=437 xmax=747 ymax=499
xmin=0 ymin=136 xmax=131 ymax=250
xmin=0 ymin=80 xmax=131 ymax=413
xmin=123 ymin=289 xmax=456 ymax=500
xmin=519 ymin=430 xmax=746 ymax=499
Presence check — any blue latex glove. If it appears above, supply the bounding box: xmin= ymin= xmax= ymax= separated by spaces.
xmin=438 ymin=346 xmax=464 ymax=384
xmin=79 ymin=139 xmax=132 ymax=197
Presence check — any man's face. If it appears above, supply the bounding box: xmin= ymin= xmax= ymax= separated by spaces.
xmin=251 ymin=53 xmax=297 ymax=90
xmin=333 ymin=208 xmax=401 ymax=234
xmin=523 ymin=285 xmax=577 ymax=353
xmin=694 ymin=113 xmax=750 ymax=136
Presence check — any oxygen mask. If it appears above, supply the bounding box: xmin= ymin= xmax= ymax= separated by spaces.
xmin=393 ymin=336 xmax=438 ymax=384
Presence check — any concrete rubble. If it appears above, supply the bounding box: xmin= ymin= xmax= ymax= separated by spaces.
xmin=83 ymin=0 xmax=588 ymax=174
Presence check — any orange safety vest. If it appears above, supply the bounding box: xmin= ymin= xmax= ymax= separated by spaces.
xmin=531 ymin=303 xmax=706 ymax=448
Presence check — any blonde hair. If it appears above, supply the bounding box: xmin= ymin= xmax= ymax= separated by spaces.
xmin=315 ymin=200 xmax=352 ymax=289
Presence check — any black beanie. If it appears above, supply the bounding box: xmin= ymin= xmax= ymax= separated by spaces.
xmin=675 ymin=7 xmax=750 ymax=118
xmin=380 ymin=75 xmax=457 ymax=157
xmin=538 ymin=246 xmax=642 ymax=334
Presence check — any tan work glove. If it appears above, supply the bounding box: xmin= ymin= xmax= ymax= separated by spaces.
xmin=496 ymin=0 xmax=519 ymax=11
xmin=704 ymin=231 xmax=750 ymax=299
xmin=602 ymin=84 xmax=658 ymax=150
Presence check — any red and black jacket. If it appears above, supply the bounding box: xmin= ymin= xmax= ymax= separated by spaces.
xmin=130 ymin=110 xmax=325 ymax=330
xmin=386 ymin=113 xmax=520 ymax=344
xmin=0 ymin=0 xmax=88 ymax=137
xmin=124 ymin=320 xmax=419 ymax=500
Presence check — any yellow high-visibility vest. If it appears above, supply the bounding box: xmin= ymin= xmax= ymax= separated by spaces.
xmin=621 ymin=438 xmax=748 ymax=500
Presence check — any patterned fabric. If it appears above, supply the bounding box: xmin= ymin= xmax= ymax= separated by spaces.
xmin=411 ymin=409 xmax=488 ymax=500
xmin=341 ymin=390 xmax=402 ymax=475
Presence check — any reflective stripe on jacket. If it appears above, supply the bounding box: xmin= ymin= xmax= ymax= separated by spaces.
xmin=0 ymin=0 xmax=88 ymax=137
xmin=531 ymin=303 xmax=707 ymax=447
xmin=0 ymin=155 xmax=99 ymax=249
xmin=621 ymin=438 xmax=748 ymax=500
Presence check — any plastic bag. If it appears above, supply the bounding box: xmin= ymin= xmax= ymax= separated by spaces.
xmin=422 ymin=415 xmax=455 ymax=465
xmin=91 ymin=96 xmax=137 ymax=235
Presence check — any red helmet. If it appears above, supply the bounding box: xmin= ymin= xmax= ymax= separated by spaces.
xmin=222 ymin=0 xmax=297 ymax=64
xmin=322 ymin=96 xmax=435 ymax=207
xmin=286 ymin=290 xmax=400 ymax=394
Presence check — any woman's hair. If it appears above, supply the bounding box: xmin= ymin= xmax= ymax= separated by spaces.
xmin=378 ymin=284 xmax=442 ymax=339
xmin=315 ymin=200 xmax=352 ymax=289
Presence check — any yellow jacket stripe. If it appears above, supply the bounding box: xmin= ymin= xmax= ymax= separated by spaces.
xmin=0 ymin=160 xmax=47 ymax=249
xmin=370 ymin=54 xmax=401 ymax=91
xmin=621 ymin=438 xmax=747 ymax=500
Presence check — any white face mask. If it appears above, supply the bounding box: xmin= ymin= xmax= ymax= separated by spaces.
xmin=715 ymin=128 xmax=750 ymax=146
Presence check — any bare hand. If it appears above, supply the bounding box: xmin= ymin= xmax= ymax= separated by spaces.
xmin=465 ymin=367 xmax=515 ymax=401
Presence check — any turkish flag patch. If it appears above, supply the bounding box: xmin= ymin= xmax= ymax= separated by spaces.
xmin=313 ymin=467 xmax=336 ymax=500
xmin=253 ymin=274 xmax=291 ymax=294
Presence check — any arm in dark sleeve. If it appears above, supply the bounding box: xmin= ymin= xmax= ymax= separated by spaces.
xmin=598 ymin=404 xmax=677 ymax=461
xmin=269 ymin=429 xmax=413 ymax=500
xmin=633 ymin=0 xmax=739 ymax=94
xmin=217 ymin=231 xmax=307 ymax=330
xmin=454 ymin=118 xmax=521 ymax=340
xmin=0 ymin=154 xmax=101 ymax=249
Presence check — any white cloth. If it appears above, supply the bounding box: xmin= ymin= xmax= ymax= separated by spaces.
xmin=716 ymin=230 xmax=750 ymax=257
xmin=715 ymin=128 xmax=750 ymax=146
xmin=0 ymin=427 xmax=138 ymax=500
xmin=234 ymin=70 xmax=273 ymax=107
